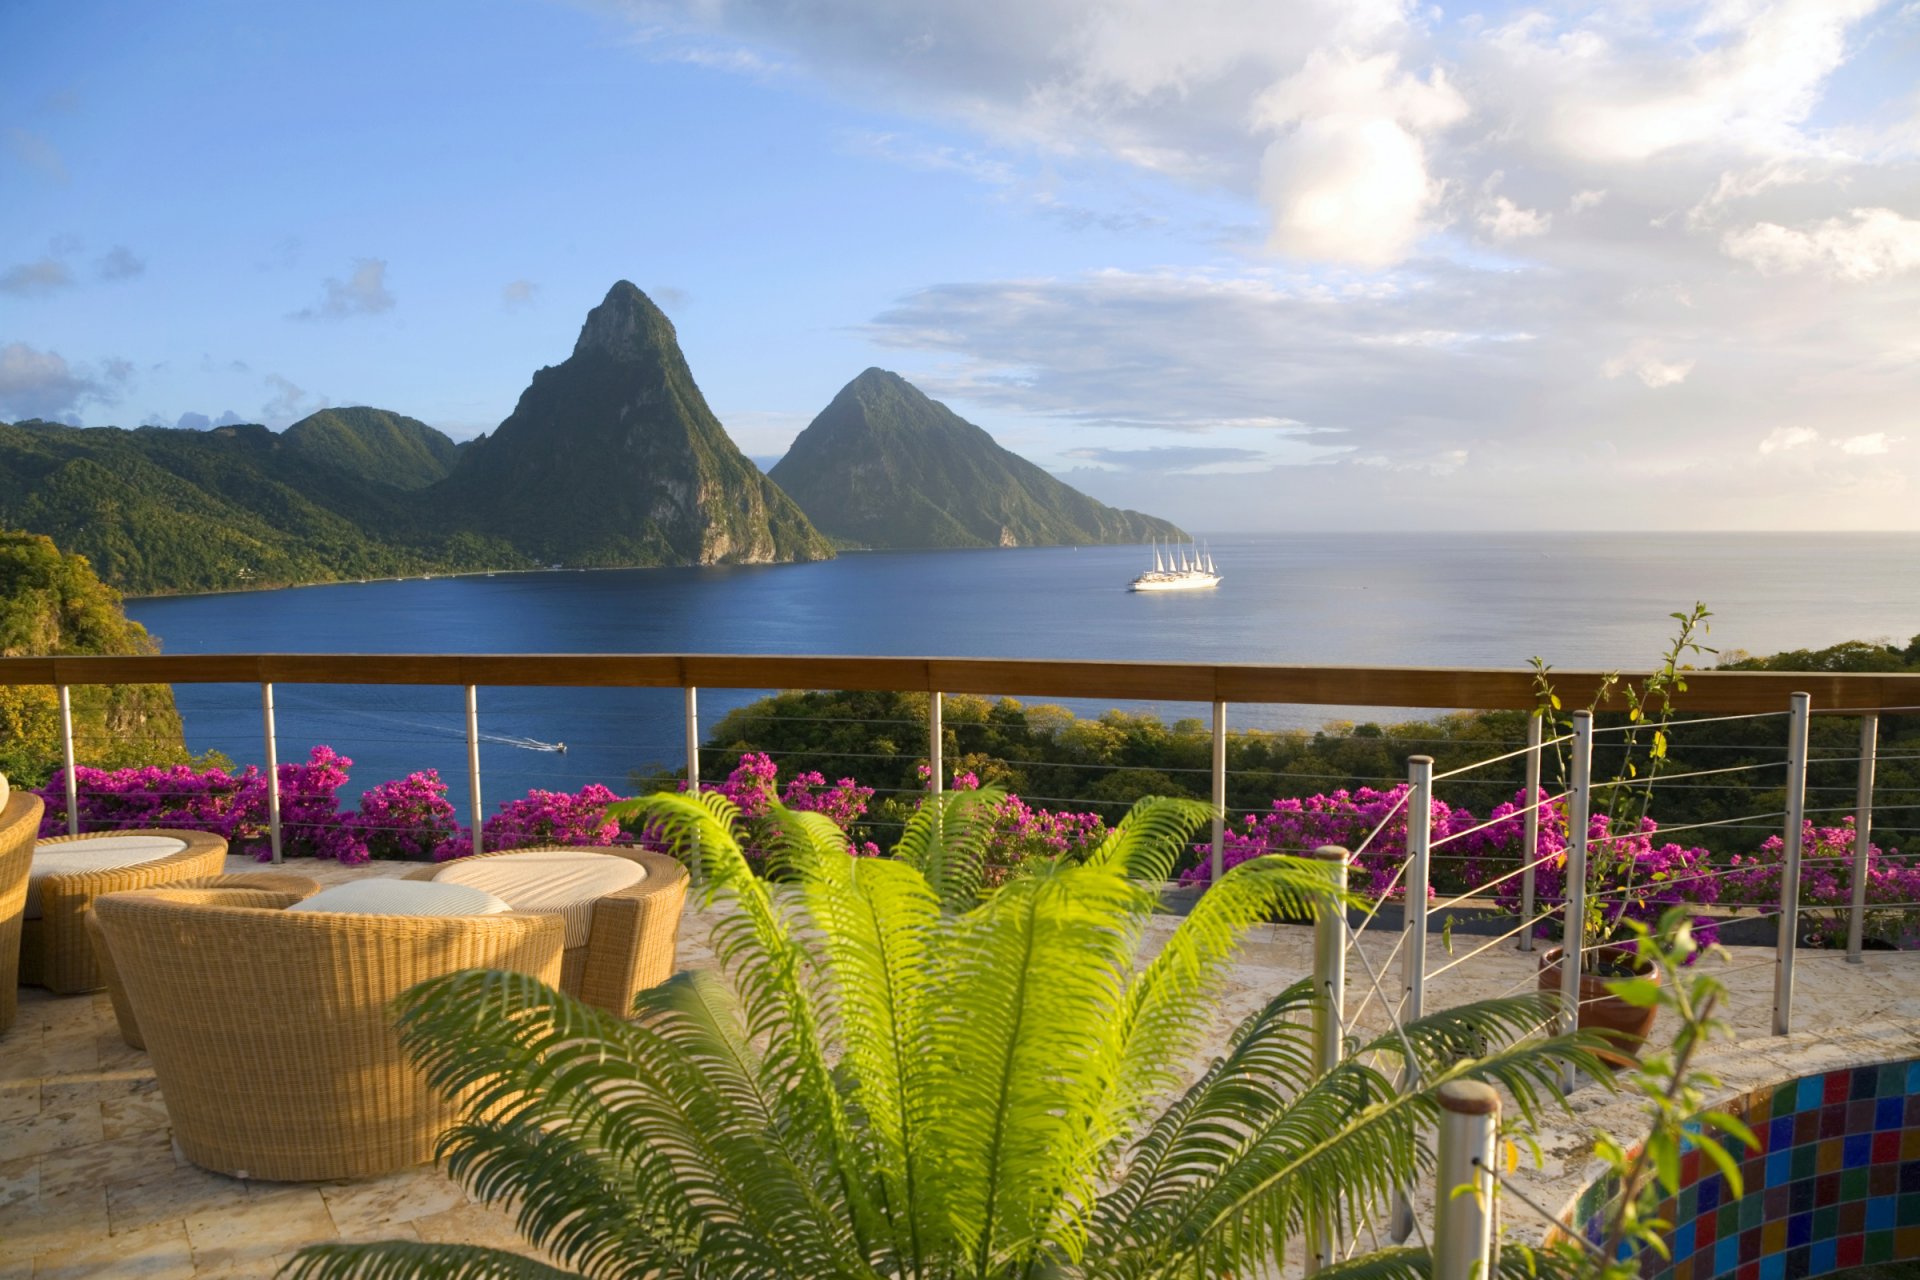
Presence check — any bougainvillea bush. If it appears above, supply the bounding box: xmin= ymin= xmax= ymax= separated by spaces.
xmin=35 ymin=745 xmax=357 ymax=860
xmin=30 ymin=746 xmax=1918 ymax=948
xmin=346 ymin=770 xmax=466 ymax=862
xmin=463 ymin=783 xmax=629 ymax=859
xmin=1719 ymin=818 xmax=1920 ymax=949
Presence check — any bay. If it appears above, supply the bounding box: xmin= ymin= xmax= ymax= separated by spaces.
xmin=123 ymin=532 xmax=1920 ymax=808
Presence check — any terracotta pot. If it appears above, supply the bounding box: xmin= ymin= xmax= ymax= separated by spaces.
xmin=1536 ymin=944 xmax=1659 ymax=1066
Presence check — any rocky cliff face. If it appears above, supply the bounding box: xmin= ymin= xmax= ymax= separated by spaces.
xmin=449 ymin=282 xmax=832 ymax=566
xmin=769 ymin=368 xmax=1184 ymax=550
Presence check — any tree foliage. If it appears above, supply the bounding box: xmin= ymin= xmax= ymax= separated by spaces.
xmin=0 ymin=530 xmax=207 ymax=784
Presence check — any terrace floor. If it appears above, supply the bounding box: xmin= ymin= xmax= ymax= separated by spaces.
xmin=5 ymin=855 xmax=1920 ymax=1278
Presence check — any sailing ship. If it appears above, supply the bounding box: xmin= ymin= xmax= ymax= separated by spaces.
xmin=1129 ymin=539 xmax=1221 ymax=592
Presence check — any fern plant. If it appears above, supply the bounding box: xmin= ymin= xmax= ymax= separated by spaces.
xmin=283 ymin=790 xmax=1601 ymax=1280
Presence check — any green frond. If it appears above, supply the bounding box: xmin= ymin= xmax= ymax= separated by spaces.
xmin=1091 ymin=987 xmax=1599 ymax=1280
xmin=924 ymin=864 xmax=1153 ymax=1270
xmin=1107 ymin=855 xmax=1346 ymax=1125
xmin=388 ymin=968 xmax=870 ymax=1279
xmin=1355 ymin=995 xmax=1614 ymax=1128
xmin=607 ymin=789 xmax=749 ymax=893
xmin=1079 ymin=795 xmax=1215 ymax=882
xmin=1307 ymin=1244 xmax=1433 ymax=1280
xmin=891 ymin=786 xmax=1004 ymax=911
xmin=280 ymin=1243 xmax=580 ymax=1280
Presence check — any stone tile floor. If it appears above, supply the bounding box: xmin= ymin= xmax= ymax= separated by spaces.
xmin=5 ymin=854 xmax=1919 ymax=1277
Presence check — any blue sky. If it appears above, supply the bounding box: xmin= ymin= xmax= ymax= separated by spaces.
xmin=3 ymin=0 xmax=1918 ymax=529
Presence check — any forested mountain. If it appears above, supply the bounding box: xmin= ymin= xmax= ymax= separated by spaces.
xmin=282 ymin=407 xmax=463 ymax=490
xmin=447 ymin=282 xmax=832 ymax=566
xmin=0 ymin=282 xmax=834 ymax=593
xmin=769 ymin=368 xmax=1183 ymax=549
xmin=0 ymin=530 xmax=195 ymax=783
xmin=0 ymin=417 xmax=525 ymax=594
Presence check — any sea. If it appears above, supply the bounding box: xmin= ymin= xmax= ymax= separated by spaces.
xmin=122 ymin=532 xmax=1920 ymax=808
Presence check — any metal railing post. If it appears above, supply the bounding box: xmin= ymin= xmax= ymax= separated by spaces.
xmin=1519 ymin=713 xmax=1542 ymax=951
xmin=465 ymin=685 xmax=483 ymax=859
xmin=1848 ymin=713 xmax=1878 ymax=963
xmin=261 ymin=682 xmax=282 ymax=864
xmin=1306 ymin=844 xmax=1349 ymax=1274
xmin=1390 ymin=754 xmax=1434 ymax=1242
xmin=1775 ymin=692 xmax=1810 ymax=1035
xmin=684 ymin=687 xmax=699 ymax=791
xmin=929 ymin=691 xmax=944 ymax=797
xmin=57 ymin=684 xmax=79 ymax=835
xmin=1433 ymin=1080 xmax=1500 ymax=1280
xmin=1211 ymin=700 xmax=1227 ymax=883
xmin=683 ymin=685 xmax=701 ymax=880
xmin=1559 ymin=711 xmax=1592 ymax=1090
xmin=1402 ymin=754 xmax=1433 ymax=1025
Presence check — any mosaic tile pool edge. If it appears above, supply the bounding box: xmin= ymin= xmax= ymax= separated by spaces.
xmin=1571 ymin=1059 xmax=1920 ymax=1280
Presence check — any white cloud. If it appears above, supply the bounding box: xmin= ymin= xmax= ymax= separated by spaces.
xmin=0 ymin=257 xmax=74 ymax=297
xmin=1569 ymin=189 xmax=1607 ymax=213
xmin=291 ymin=259 xmax=395 ymax=320
xmin=1722 ymin=208 xmax=1920 ymax=281
xmin=502 ymin=278 xmax=540 ymax=309
xmin=1760 ymin=426 xmax=1822 ymax=453
xmin=4 ymin=127 xmax=67 ymax=183
xmin=0 ymin=343 xmax=132 ymax=419
xmin=1839 ymin=432 xmax=1894 ymax=455
xmin=261 ymin=373 xmax=327 ymax=424
xmin=1603 ymin=350 xmax=1695 ymax=389
xmin=95 ymin=246 xmax=145 ymax=281
xmin=1254 ymin=50 xmax=1467 ymax=265
xmin=1478 ymin=195 xmax=1551 ymax=241
xmin=1495 ymin=0 xmax=1889 ymax=162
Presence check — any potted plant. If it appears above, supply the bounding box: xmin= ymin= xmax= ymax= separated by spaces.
xmin=1530 ymin=604 xmax=1715 ymax=1062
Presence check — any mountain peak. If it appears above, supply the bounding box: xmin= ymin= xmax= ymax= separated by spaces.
xmin=770 ymin=369 xmax=1185 ymax=550
xmin=572 ymin=281 xmax=674 ymax=360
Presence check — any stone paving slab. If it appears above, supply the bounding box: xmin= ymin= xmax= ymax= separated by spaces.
xmin=3 ymin=854 xmax=1916 ymax=1277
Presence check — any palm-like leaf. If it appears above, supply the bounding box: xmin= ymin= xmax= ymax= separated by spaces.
xmin=286 ymin=793 xmax=1597 ymax=1280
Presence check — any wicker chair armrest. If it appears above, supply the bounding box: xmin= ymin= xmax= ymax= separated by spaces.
xmin=34 ymin=828 xmax=230 ymax=904
xmin=577 ymin=851 xmax=689 ymax=1016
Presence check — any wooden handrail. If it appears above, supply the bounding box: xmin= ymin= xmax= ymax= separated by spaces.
xmin=1 ymin=652 xmax=1916 ymax=713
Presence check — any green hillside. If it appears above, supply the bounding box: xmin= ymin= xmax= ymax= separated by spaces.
xmin=769 ymin=368 xmax=1184 ymax=549
xmin=282 ymin=407 xmax=462 ymax=490
xmin=0 ymin=530 xmax=197 ymax=784
xmin=0 ymin=419 xmax=526 ymax=594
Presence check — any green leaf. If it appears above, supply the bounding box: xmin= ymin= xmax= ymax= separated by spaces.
xmin=1605 ymin=977 xmax=1660 ymax=1008
xmin=1696 ymin=1135 xmax=1746 ymax=1200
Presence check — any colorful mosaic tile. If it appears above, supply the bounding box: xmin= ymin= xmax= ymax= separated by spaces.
xmin=1571 ymin=1057 xmax=1920 ymax=1280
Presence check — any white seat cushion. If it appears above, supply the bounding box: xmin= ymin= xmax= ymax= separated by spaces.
xmin=432 ymin=851 xmax=644 ymax=947
xmin=285 ymin=879 xmax=512 ymax=918
xmin=29 ymin=835 xmax=189 ymax=920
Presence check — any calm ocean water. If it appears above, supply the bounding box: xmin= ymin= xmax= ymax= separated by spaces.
xmin=123 ymin=533 xmax=1920 ymax=807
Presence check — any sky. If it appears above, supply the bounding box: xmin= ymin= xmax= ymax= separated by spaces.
xmin=2 ymin=0 xmax=1917 ymax=531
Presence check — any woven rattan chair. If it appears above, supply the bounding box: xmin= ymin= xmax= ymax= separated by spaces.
xmin=0 ymin=791 xmax=46 ymax=1035
xmin=85 ymin=871 xmax=321 ymax=1049
xmin=405 ymin=845 xmax=688 ymax=1015
xmin=24 ymin=828 xmax=228 ymax=994
xmin=93 ymin=887 xmax=565 ymax=1181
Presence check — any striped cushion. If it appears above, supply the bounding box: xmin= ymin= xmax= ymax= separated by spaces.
xmin=285 ymin=879 xmax=512 ymax=918
xmin=29 ymin=835 xmax=189 ymax=919
xmin=432 ymin=851 xmax=644 ymax=947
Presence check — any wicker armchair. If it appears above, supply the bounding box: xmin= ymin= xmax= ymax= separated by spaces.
xmin=0 ymin=791 xmax=46 ymax=1035
xmin=24 ymin=828 xmax=228 ymax=993
xmin=92 ymin=887 xmax=565 ymax=1181
xmin=85 ymin=871 xmax=321 ymax=1049
xmin=406 ymin=846 xmax=688 ymax=1015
